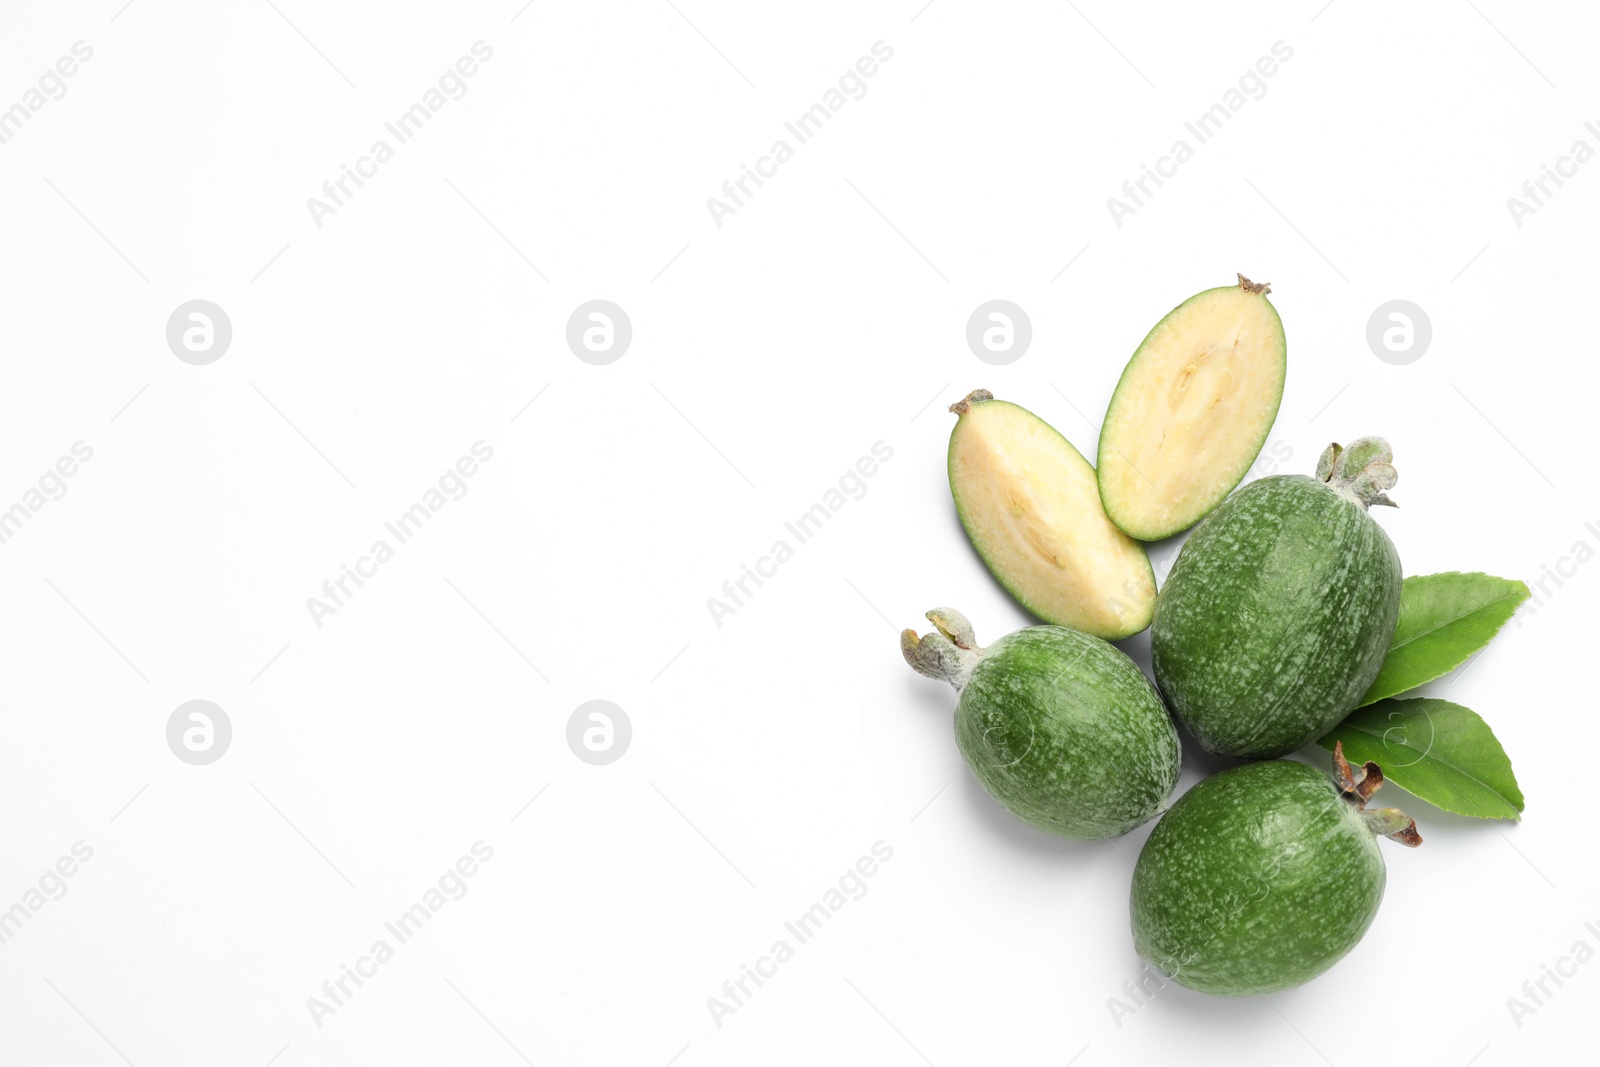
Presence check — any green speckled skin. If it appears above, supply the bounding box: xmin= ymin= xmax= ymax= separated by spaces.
xmin=1130 ymin=760 xmax=1385 ymax=995
xmin=1151 ymin=475 xmax=1401 ymax=758
xmin=955 ymin=626 xmax=1179 ymax=838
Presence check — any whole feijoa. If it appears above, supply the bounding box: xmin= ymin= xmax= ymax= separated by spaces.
xmin=1152 ymin=438 xmax=1403 ymax=758
xmin=1130 ymin=746 xmax=1420 ymax=996
xmin=901 ymin=608 xmax=1179 ymax=838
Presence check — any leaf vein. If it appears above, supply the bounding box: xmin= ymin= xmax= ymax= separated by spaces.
xmin=1388 ymin=590 xmax=1523 ymax=652
xmin=1336 ymin=720 xmax=1520 ymax=814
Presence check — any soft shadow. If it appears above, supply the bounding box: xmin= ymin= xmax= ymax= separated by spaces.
xmin=954 ymin=773 xmax=1123 ymax=862
xmin=1142 ymin=528 xmax=1193 ymax=586
xmin=1112 ymin=629 xmax=1152 ymax=674
xmin=899 ymin=670 xmax=954 ymax=717
xmin=1176 ymin=721 xmax=1248 ymax=783
xmin=1135 ymin=975 xmax=1289 ymax=1026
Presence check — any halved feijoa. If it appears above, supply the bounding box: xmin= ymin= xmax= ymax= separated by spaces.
xmin=948 ymin=390 xmax=1155 ymax=639
xmin=1098 ymin=275 xmax=1287 ymax=540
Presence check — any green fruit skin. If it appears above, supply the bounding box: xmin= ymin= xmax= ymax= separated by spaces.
xmin=955 ymin=626 xmax=1180 ymax=839
xmin=1151 ymin=475 xmax=1402 ymax=758
xmin=1130 ymin=760 xmax=1385 ymax=995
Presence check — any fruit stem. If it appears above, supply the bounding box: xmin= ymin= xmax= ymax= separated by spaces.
xmin=949 ymin=389 xmax=993 ymax=416
xmin=1331 ymin=741 xmax=1422 ymax=847
xmin=1316 ymin=437 xmax=1399 ymax=509
xmin=1236 ymin=273 xmax=1271 ymax=295
xmin=901 ymin=607 xmax=985 ymax=692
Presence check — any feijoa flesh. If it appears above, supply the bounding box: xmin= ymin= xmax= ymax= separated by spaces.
xmin=1130 ymin=745 xmax=1419 ymax=996
xmin=1098 ymin=275 xmax=1287 ymax=540
xmin=901 ymin=608 xmax=1179 ymax=839
xmin=948 ymin=390 xmax=1156 ymax=639
xmin=1152 ymin=438 xmax=1403 ymax=758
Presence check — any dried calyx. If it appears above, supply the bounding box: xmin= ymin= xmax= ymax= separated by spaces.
xmin=1317 ymin=437 xmax=1398 ymax=510
xmin=948 ymin=389 xmax=993 ymax=417
xmin=1332 ymin=741 xmax=1422 ymax=847
xmin=901 ymin=608 xmax=984 ymax=692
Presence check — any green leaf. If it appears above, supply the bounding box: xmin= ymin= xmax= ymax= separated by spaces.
xmin=1316 ymin=698 xmax=1524 ymax=819
xmin=1360 ymin=572 xmax=1529 ymax=705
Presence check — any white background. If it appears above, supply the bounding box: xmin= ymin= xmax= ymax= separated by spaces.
xmin=1 ymin=1 xmax=1596 ymax=1064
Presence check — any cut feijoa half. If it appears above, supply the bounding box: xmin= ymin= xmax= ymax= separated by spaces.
xmin=948 ymin=389 xmax=1156 ymax=639
xmin=1098 ymin=275 xmax=1287 ymax=540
